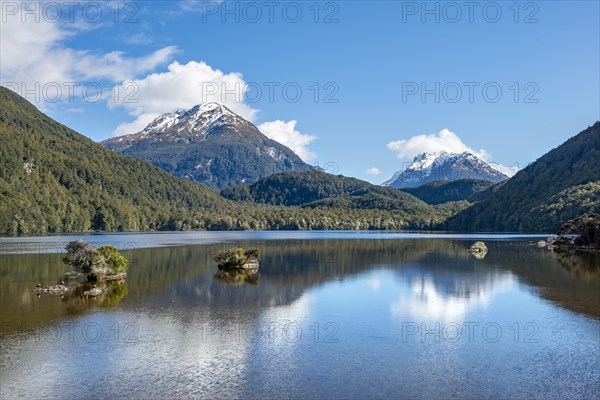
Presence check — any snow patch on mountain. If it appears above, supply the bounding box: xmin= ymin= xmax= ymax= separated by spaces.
xmin=142 ymin=103 xmax=247 ymax=136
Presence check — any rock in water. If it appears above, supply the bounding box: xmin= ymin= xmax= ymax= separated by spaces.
xmin=469 ymin=241 xmax=488 ymax=254
xmin=84 ymin=287 xmax=103 ymax=296
xmin=33 ymin=284 xmax=69 ymax=294
xmin=214 ymin=248 xmax=260 ymax=270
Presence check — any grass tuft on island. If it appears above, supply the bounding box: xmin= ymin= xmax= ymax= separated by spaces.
xmin=63 ymin=240 xmax=129 ymax=281
xmin=214 ymin=247 xmax=260 ymax=269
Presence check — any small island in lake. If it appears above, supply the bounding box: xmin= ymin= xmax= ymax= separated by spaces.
xmin=468 ymin=241 xmax=488 ymax=258
xmin=33 ymin=241 xmax=129 ymax=298
xmin=213 ymin=247 xmax=261 ymax=286
xmin=63 ymin=240 xmax=129 ymax=282
xmin=214 ymin=247 xmax=260 ymax=270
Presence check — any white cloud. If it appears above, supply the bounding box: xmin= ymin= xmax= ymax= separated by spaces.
xmin=110 ymin=60 xmax=258 ymax=135
xmin=0 ymin=5 xmax=318 ymax=159
xmin=0 ymin=8 xmax=176 ymax=95
xmin=121 ymin=32 xmax=155 ymax=45
xmin=112 ymin=113 xmax=159 ymax=137
xmin=365 ymin=167 xmax=381 ymax=175
xmin=387 ymin=129 xmax=490 ymax=161
xmin=258 ymin=120 xmax=317 ymax=161
xmin=386 ymin=129 xmax=520 ymax=177
xmin=110 ymin=60 xmax=318 ymax=161
xmin=178 ymin=0 xmax=224 ymax=13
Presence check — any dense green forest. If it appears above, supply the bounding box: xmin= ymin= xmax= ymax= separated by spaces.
xmin=221 ymin=170 xmax=389 ymax=206
xmin=221 ymin=170 xmax=466 ymax=216
xmin=220 ymin=170 xmax=458 ymax=210
xmin=0 ymin=87 xmax=455 ymax=234
xmin=444 ymin=122 xmax=600 ymax=232
xmin=2 ymin=87 xmax=597 ymax=235
xmin=398 ymin=179 xmax=496 ymax=205
xmin=0 ymin=86 xmax=228 ymax=234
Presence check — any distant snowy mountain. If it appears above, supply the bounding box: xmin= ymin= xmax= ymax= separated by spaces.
xmin=383 ymin=151 xmax=508 ymax=188
xmin=101 ymin=103 xmax=311 ymax=189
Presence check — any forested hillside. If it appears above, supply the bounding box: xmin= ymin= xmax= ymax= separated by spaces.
xmin=0 ymin=86 xmax=228 ymax=234
xmin=221 ymin=170 xmax=466 ymax=219
xmin=0 ymin=87 xmax=457 ymax=234
xmin=398 ymin=179 xmax=495 ymax=205
xmin=444 ymin=122 xmax=600 ymax=232
xmin=4 ymin=87 xmax=593 ymax=235
xmin=221 ymin=170 xmax=417 ymax=206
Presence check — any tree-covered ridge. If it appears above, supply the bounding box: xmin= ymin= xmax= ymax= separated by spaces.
xmin=444 ymin=122 xmax=600 ymax=232
xmin=398 ymin=179 xmax=496 ymax=205
xmin=0 ymin=86 xmax=231 ymax=234
xmin=220 ymin=170 xmax=434 ymax=212
xmin=221 ymin=170 xmax=374 ymax=205
xmin=221 ymin=170 xmax=425 ymax=206
xmin=220 ymin=170 xmax=466 ymax=226
xmin=525 ymin=181 xmax=600 ymax=230
xmin=4 ymin=86 xmax=595 ymax=234
xmin=0 ymin=87 xmax=457 ymax=234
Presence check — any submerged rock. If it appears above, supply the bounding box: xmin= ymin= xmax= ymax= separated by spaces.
xmin=83 ymin=287 xmax=103 ymax=296
xmin=33 ymin=284 xmax=69 ymax=294
xmin=96 ymin=272 xmax=127 ymax=282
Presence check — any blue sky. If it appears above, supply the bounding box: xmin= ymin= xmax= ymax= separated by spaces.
xmin=1 ymin=0 xmax=599 ymax=182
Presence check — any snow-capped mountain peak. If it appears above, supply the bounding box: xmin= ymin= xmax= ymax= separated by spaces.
xmin=100 ymin=102 xmax=312 ymax=189
xmin=141 ymin=102 xmax=246 ymax=137
xmin=411 ymin=151 xmax=451 ymax=170
xmin=383 ymin=151 xmax=508 ymax=188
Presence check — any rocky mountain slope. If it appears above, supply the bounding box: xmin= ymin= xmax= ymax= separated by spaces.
xmin=101 ymin=103 xmax=312 ymax=188
xmin=383 ymin=152 xmax=508 ymax=188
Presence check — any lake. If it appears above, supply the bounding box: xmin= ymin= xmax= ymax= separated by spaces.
xmin=1 ymin=232 xmax=599 ymax=399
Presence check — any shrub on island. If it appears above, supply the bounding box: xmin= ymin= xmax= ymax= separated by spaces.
xmin=63 ymin=240 xmax=128 ymax=281
xmin=213 ymin=247 xmax=260 ymax=269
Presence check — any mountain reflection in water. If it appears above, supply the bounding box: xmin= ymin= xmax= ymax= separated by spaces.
xmin=1 ymin=235 xmax=599 ymax=399
xmin=2 ymin=238 xmax=598 ymax=333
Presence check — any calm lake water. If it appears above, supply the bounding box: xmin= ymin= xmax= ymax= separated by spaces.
xmin=1 ymin=232 xmax=599 ymax=399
